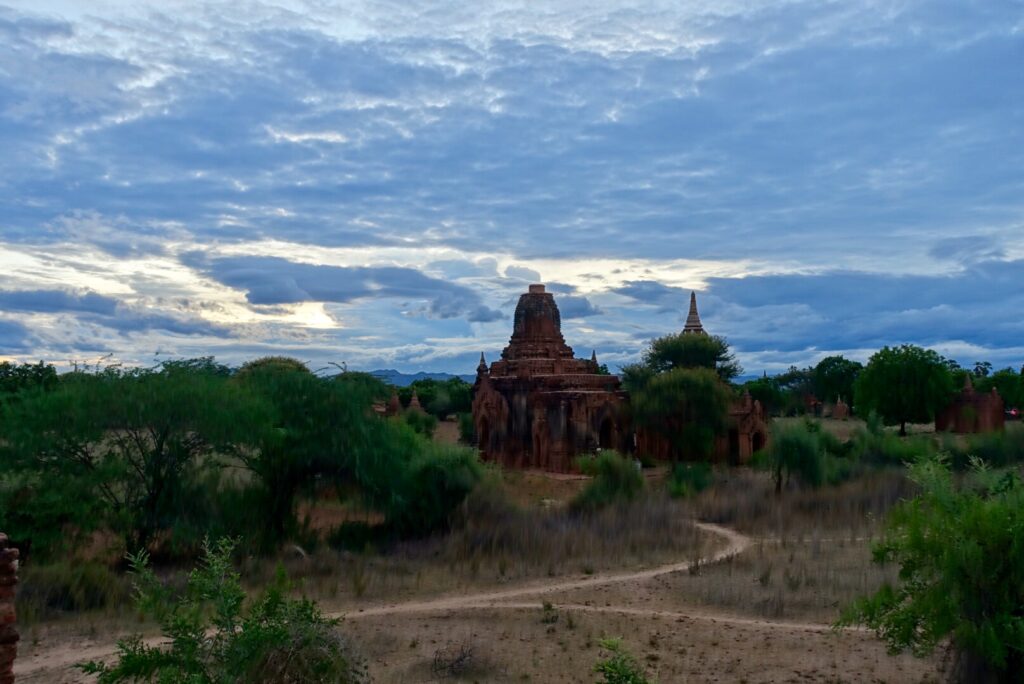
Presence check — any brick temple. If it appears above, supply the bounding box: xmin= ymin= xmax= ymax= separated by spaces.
xmin=936 ymin=374 xmax=1005 ymax=434
xmin=473 ymin=284 xmax=769 ymax=471
xmin=472 ymin=284 xmax=629 ymax=471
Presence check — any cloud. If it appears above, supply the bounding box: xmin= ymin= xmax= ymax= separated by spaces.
xmin=558 ymin=295 xmax=602 ymax=319
xmin=185 ymin=254 xmax=504 ymax=322
xmin=505 ymin=265 xmax=542 ymax=282
xmin=0 ymin=319 xmax=31 ymax=352
xmin=0 ymin=289 xmax=230 ymax=337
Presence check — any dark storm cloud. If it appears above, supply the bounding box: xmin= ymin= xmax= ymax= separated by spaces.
xmin=558 ymin=296 xmax=603 ymax=319
xmin=0 ymin=289 xmax=230 ymax=337
xmin=0 ymin=318 xmax=31 ymax=352
xmin=706 ymin=259 xmax=1024 ymax=353
xmin=185 ymin=254 xmax=504 ymax=322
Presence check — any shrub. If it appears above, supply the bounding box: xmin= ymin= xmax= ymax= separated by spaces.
xmin=839 ymin=459 xmax=1024 ymax=683
xmin=760 ymin=423 xmax=825 ymax=494
xmin=457 ymin=411 xmax=476 ymax=444
xmin=402 ymin=409 xmax=438 ymax=438
xmin=946 ymin=427 xmax=1024 ymax=470
xmin=17 ymin=561 xmax=130 ymax=621
xmin=81 ymin=538 xmax=367 ymax=683
xmin=593 ymin=638 xmax=651 ymax=684
xmin=386 ymin=444 xmax=484 ymax=536
xmin=572 ymin=451 xmax=644 ymax=512
xmin=667 ymin=462 xmax=712 ymax=499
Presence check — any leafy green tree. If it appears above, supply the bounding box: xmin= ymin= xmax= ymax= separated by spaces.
xmin=81 ymin=538 xmax=367 ymax=683
xmin=235 ymin=367 xmax=401 ymax=550
xmin=742 ymin=376 xmax=785 ymax=416
xmin=854 ymin=345 xmax=954 ymax=436
xmin=976 ymin=368 xmax=1024 ymax=409
xmin=812 ymin=355 xmax=863 ymax=405
xmin=0 ymin=361 xmax=58 ymax=406
xmin=627 ymin=367 xmax=732 ymax=460
xmin=839 ymin=459 xmax=1024 ymax=683
xmin=2 ymin=366 xmax=268 ymax=554
xmin=774 ymin=365 xmax=815 ymax=415
xmin=761 ymin=422 xmax=825 ymax=494
xmin=641 ymin=332 xmax=742 ymax=382
xmin=235 ymin=355 xmax=311 ymax=381
xmin=972 ymin=361 xmax=993 ymax=378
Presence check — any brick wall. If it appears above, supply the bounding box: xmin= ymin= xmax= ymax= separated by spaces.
xmin=0 ymin=533 xmax=17 ymax=684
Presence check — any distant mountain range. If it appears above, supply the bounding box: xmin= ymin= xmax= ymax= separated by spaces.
xmin=367 ymin=369 xmax=476 ymax=387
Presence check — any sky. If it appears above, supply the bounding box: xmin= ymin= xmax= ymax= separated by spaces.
xmin=0 ymin=0 xmax=1022 ymax=375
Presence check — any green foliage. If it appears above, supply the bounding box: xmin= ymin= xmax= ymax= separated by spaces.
xmin=80 ymin=538 xmax=367 ymax=683
xmin=742 ymin=376 xmax=785 ymax=416
xmin=0 ymin=360 xmax=58 ymax=399
xmin=839 ymin=459 xmax=1024 ymax=682
xmin=855 ymin=345 xmax=955 ymax=435
xmin=628 ymin=367 xmax=732 ymax=460
xmin=975 ymin=367 xmax=1024 ymax=409
xmin=641 ymin=332 xmax=741 ymax=381
xmin=397 ymin=378 xmax=472 ymax=418
xmin=762 ymin=423 xmax=825 ymax=493
xmin=812 ymin=355 xmax=862 ymax=405
xmin=17 ymin=560 xmax=130 ymax=620
xmin=593 ymin=638 xmax=651 ymax=684
xmin=235 ymin=355 xmax=312 ymax=381
xmin=402 ymin=408 xmax=438 ymax=438
xmin=943 ymin=427 xmax=1024 ymax=470
xmin=333 ymin=371 xmax=391 ymax=401
xmin=457 ymin=411 xmax=476 ymax=444
xmin=1 ymin=365 xmax=269 ymax=555
xmin=849 ymin=418 xmax=935 ymax=467
xmin=774 ymin=365 xmax=815 ymax=415
xmin=572 ymin=452 xmax=644 ymax=512
xmin=666 ymin=461 xmax=713 ymax=498
xmin=386 ymin=443 xmax=484 ymax=536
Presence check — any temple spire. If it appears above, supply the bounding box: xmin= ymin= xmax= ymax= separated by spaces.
xmin=477 ymin=352 xmax=488 ymax=374
xmin=683 ymin=291 xmax=706 ymax=335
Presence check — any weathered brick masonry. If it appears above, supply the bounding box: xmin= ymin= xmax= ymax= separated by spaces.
xmin=0 ymin=533 xmax=17 ymax=684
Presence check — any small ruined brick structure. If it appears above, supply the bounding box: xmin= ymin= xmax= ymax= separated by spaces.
xmin=0 ymin=533 xmax=18 ymax=684
xmin=472 ymin=284 xmax=629 ymax=471
xmin=832 ymin=397 xmax=850 ymax=420
xmin=936 ymin=375 xmax=1005 ymax=434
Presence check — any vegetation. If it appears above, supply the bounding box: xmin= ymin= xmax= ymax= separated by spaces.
xmin=855 ymin=345 xmax=954 ymax=435
xmin=0 ymin=357 xmax=483 ymax=561
xmin=81 ymin=538 xmax=367 ymax=683
xmin=396 ymin=377 xmax=472 ymax=419
xmin=572 ymin=451 xmax=644 ymax=512
xmin=638 ymin=332 xmax=741 ymax=382
xmin=593 ymin=638 xmax=651 ymax=684
xmin=627 ymin=367 xmax=732 ymax=460
xmin=812 ymin=355 xmax=863 ymax=405
xmin=666 ymin=462 xmax=713 ymax=499
xmin=839 ymin=458 xmax=1024 ymax=683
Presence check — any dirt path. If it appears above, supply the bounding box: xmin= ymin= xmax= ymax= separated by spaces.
xmin=17 ymin=521 xmax=867 ymax=680
xmin=337 ymin=522 xmax=748 ymax=619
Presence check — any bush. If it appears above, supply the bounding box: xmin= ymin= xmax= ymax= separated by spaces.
xmin=667 ymin=462 xmax=712 ymax=499
xmin=457 ymin=411 xmax=476 ymax=444
xmin=593 ymin=638 xmax=651 ymax=684
xmin=945 ymin=427 xmax=1024 ymax=470
xmin=402 ymin=409 xmax=438 ymax=438
xmin=572 ymin=452 xmax=644 ymax=512
xmin=760 ymin=423 xmax=825 ymax=494
xmin=18 ymin=561 xmax=130 ymax=621
xmin=386 ymin=444 xmax=484 ymax=536
xmin=839 ymin=459 xmax=1024 ymax=683
xmin=81 ymin=538 xmax=367 ymax=684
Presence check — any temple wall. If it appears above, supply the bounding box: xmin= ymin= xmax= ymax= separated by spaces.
xmin=0 ymin=533 xmax=18 ymax=684
xmin=936 ymin=389 xmax=1005 ymax=434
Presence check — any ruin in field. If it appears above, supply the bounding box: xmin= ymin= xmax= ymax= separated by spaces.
xmin=472 ymin=284 xmax=768 ymax=472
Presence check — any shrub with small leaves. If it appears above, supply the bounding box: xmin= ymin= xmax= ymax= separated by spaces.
xmin=80 ymin=538 xmax=366 ymax=683
xmin=593 ymin=638 xmax=651 ymax=684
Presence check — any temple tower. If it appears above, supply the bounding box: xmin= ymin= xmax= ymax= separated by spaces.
xmin=683 ymin=291 xmax=706 ymax=335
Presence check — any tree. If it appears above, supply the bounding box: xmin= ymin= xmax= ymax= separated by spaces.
xmin=812 ymin=355 xmax=863 ymax=405
xmin=743 ymin=376 xmax=785 ymax=416
xmin=1 ymin=365 xmax=269 ymax=555
xmin=774 ymin=365 xmax=815 ymax=415
xmin=839 ymin=459 xmax=1024 ymax=683
xmin=628 ymin=367 xmax=732 ymax=460
xmin=0 ymin=360 xmax=57 ymax=399
xmin=854 ymin=345 xmax=954 ymax=436
xmin=235 ymin=355 xmax=311 ymax=381
xmin=397 ymin=378 xmax=472 ymax=419
xmin=972 ymin=361 xmax=993 ymax=378
xmin=641 ymin=332 xmax=742 ymax=382
xmin=762 ymin=422 xmax=825 ymax=494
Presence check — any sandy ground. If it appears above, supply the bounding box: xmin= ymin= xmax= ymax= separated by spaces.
xmin=14 ymin=520 xmax=940 ymax=683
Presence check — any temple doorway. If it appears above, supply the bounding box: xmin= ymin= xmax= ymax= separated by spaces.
xmin=599 ymin=417 xmax=614 ymax=450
